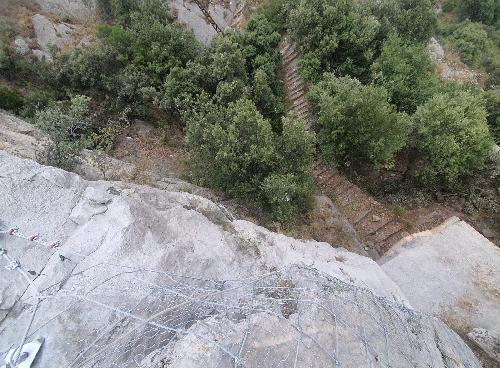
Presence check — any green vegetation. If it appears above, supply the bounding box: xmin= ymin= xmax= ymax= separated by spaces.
xmin=437 ymin=0 xmax=500 ymax=88
xmin=186 ymin=98 xmax=314 ymax=223
xmin=0 ymin=85 xmax=23 ymax=113
xmin=449 ymin=21 xmax=488 ymax=66
xmin=309 ymin=75 xmax=410 ymax=169
xmin=458 ymin=0 xmax=499 ymax=26
xmin=371 ymin=34 xmax=440 ymax=113
xmin=34 ymin=95 xmax=92 ymax=170
xmin=411 ymin=92 xmax=493 ymax=185
xmin=1 ymin=0 xmax=499 ymax=221
xmin=484 ymin=90 xmax=500 ymax=143
xmin=288 ymin=0 xmax=379 ymax=82
xmin=362 ymin=0 xmax=437 ymax=43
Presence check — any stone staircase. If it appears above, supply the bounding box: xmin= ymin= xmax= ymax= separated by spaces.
xmin=280 ymin=40 xmax=312 ymax=126
xmin=313 ymin=162 xmax=410 ymax=257
xmin=280 ymin=38 xmax=410 ymax=257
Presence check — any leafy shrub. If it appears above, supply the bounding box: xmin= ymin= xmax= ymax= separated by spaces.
xmin=411 ymin=92 xmax=494 ymax=186
xmin=458 ymin=0 xmax=499 ymax=25
xmin=483 ymin=90 xmax=500 ymax=144
xmin=0 ymin=85 xmax=23 ymax=113
xmin=309 ymin=74 xmax=410 ymax=170
xmin=443 ymin=0 xmax=459 ymax=12
xmin=187 ymin=98 xmax=275 ymax=197
xmin=34 ymin=95 xmax=93 ymax=170
xmin=160 ymin=15 xmax=285 ymax=125
xmin=19 ymin=88 xmax=54 ymax=118
xmin=448 ymin=22 xmax=488 ymax=66
xmin=288 ymin=0 xmax=379 ymax=82
xmin=362 ymin=0 xmax=436 ymax=43
xmin=371 ymin=35 xmax=440 ymax=113
xmin=96 ymin=0 xmax=166 ymax=25
xmin=187 ymin=98 xmax=315 ymax=222
xmin=262 ymin=173 xmax=313 ymax=223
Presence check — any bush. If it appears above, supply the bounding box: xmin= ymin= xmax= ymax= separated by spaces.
xmin=371 ymin=35 xmax=440 ymax=113
xmin=458 ymin=0 xmax=499 ymax=25
xmin=411 ymin=92 xmax=494 ymax=186
xmin=288 ymin=0 xmax=379 ymax=82
xmin=262 ymin=173 xmax=313 ymax=223
xmin=34 ymin=95 xmax=93 ymax=170
xmin=362 ymin=0 xmax=436 ymax=43
xmin=0 ymin=85 xmax=23 ymax=113
xmin=448 ymin=22 xmax=488 ymax=66
xmin=160 ymin=15 xmax=285 ymax=126
xmin=309 ymin=74 xmax=410 ymax=170
xmin=19 ymin=88 xmax=54 ymax=118
xmin=187 ymin=98 xmax=315 ymax=222
xmin=187 ymin=98 xmax=275 ymax=197
xmin=484 ymin=90 xmax=500 ymax=144
xmin=443 ymin=0 xmax=459 ymax=12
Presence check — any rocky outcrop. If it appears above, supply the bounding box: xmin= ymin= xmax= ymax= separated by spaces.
xmin=31 ymin=14 xmax=78 ymax=58
xmin=34 ymin=0 xmax=96 ymax=22
xmin=380 ymin=217 xmax=500 ymax=365
xmin=0 ymin=151 xmax=481 ymax=367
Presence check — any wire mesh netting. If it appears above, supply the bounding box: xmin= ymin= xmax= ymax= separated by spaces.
xmin=0 ymin=228 xmax=478 ymax=368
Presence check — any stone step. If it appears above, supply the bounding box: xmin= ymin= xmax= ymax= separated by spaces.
xmin=289 ymin=88 xmax=306 ymax=101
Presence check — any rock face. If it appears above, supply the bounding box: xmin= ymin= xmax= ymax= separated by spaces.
xmin=380 ymin=217 xmax=500 ymax=364
xmin=0 ymin=110 xmax=47 ymax=160
xmin=0 ymin=151 xmax=481 ymax=367
xmin=168 ymin=0 xmax=237 ymax=44
xmin=32 ymin=14 xmax=78 ymax=56
xmin=34 ymin=0 xmax=96 ymax=22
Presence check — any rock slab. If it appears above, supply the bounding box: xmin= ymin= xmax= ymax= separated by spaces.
xmin=380 ymin=217 xmax=500 ymax=364
xmin=0 ymin=151 xmax=481 ymax=367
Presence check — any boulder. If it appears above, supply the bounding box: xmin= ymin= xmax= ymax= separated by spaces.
xmin=380 ymin=217 xmax=500 ymax=364
xmin=428 ymin=37 xmax=444 ymax=63
xmin=0 ymin=151 xmax=481 ymax=367
xmin=32 ymin=14 xmax=77 ymax=53
xmin=0 ymin=110 xmax=47 ymax=161
xmin=14 ymin=36 xmax=30 ymax=55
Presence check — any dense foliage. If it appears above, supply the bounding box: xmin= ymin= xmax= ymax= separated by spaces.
xmin=484 ymin=90 xmax=500 ymax=144
xmin=288 ymin=0 xmax=379 ymax=82
xmin=2 ymin=0 xmax=499 ymax=220
xmin=411 ymin=92 xmax=493 ymax=185
xmin=34 ymin=95 xmax=92 ymax=170
xmin=371 ymin=35 xmax=440 ymax=113
xmin=187 ymin=98 xmax=315 ymax=222
xmin=449 ymin=21 xmax=488 ymax=66
xmin=361 ymin=0 xmax=436 ymax=43
xmin=458 ymin=0 xmax=499 ymax=26
xmin=159 ymin=15 xmax=284 ymax=125
xmin=309 ymin=75 xmax=410 ymax=169
xmin=0 ymin=85 xmax=23 ymax=113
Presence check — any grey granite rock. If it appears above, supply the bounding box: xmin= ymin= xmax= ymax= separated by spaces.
xmin=0 ymin=151 xmax=481 ymax=367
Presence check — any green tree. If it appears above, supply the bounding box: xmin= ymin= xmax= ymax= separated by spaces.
xmin=34 ymin=95 xmax=93 ymax=170
xmin=187 ymin=98 xmax=315 ymax=222
xmin=459 ymin=0 xmax=499 ymax=25
xmin=309 ymin=74 xmax=410 ymax=169
xmin=187 ymin=98 xmax=275 ymax=197
xmin=411 ymin=92 xmax=494 ymax=186
xmin=449 ymin=22 xmax=488 ymax=66
xmin=288 ymin=0 xmax=379 ymax=82
xmin=371 ymin=35 xmax=440 ymax=113
xmin=0 ymin=85 xmax=24 ymax=113
xmin=483 ymin=90 xmax=500 ymax=144
xmin=362 ymin=0 xmax=436 ymax=43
